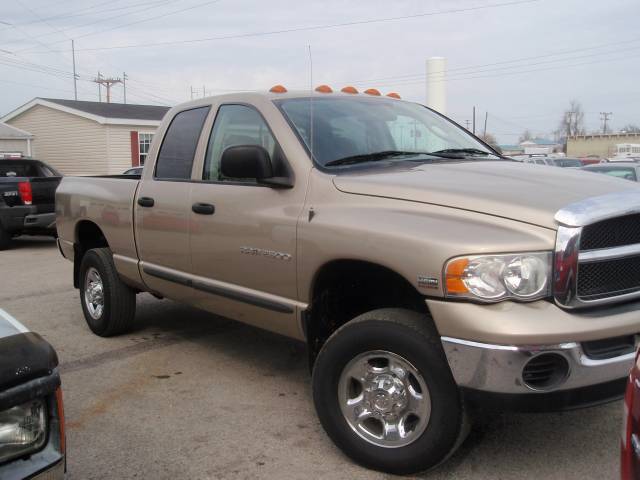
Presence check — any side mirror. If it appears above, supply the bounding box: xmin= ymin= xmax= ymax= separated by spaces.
xmin=220 ymin=145 xmax=273 ymax=180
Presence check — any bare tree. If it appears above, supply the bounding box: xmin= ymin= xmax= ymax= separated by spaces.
xmin=519 ymin=129 xmax=533 ymax=143
xmin=479 ymin=133 xmax=500 ymax=151
xmin=621 ymin=124 xmax=640 ymax=133
xmin=558 ymin=100 xmax=585 ymax=138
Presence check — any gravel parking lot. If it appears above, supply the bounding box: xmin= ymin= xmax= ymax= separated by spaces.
xmin=0 ymin=237 xmax=621 ymax=479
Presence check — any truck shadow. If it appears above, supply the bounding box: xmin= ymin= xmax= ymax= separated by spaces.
xmin=131 ymin=297 xmax=619 ymax=479
xmin=9 ymin=235 xmax=57 ymax=250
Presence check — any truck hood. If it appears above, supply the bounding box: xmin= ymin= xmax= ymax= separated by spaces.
xmin=332 ymin=160 xmax=640 ymax=229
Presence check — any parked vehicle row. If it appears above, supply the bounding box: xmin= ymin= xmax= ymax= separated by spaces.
xmin=520 ymin=156 xmax=584 ymax=167
xmin=54 ymin=89 xmax=640 ymax=474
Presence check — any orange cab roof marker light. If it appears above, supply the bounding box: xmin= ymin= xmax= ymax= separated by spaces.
xmin=386 ymin=92 xmax=401 ymax=99
xmin=364 ymin=88 xmax=381 ymax=96
xmin=315 ymin=85 xmax=333 ymax=93
xmin=341 ymin=86 xmax=358 ymax=94
xmin=269 ymin=85 xmax=287 ymax=93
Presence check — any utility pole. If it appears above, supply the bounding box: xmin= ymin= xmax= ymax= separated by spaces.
xmin=97 ymin=71 xmax=102 ymax=102
xmin=122 ymin=72 xmax=128 ymax=104
xmin=202 ymin=85 xmax=206 ymax=98
xmin=600 ymin=112 xmax=613 ymax=134
xmin=465 ymin=120 xmax=471 ymax=130
xmin=71 ymin=40 xmax=78 ymax=100
xmin=483 ymin=111 xmax=488 ymax=138
xmin=190 ymin=86 xmax=195 ymax=100
xmin=93 ymin=75 xmax=122 ymax=103
xmin=472 ymin=106 xmax=476 ymax=134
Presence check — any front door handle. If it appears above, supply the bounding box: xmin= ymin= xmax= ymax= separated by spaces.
xmin=192 ymin=202 xmax=215 ymax=215
xmin=137 ymin=196 xmax=155 ymax=207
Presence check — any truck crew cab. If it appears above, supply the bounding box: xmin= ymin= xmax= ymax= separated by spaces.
xmin=56 ymin=87 xmax=640 ymax=474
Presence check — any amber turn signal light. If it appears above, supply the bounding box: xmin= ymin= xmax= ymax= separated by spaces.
xmin=445 ymin=258 xmax=470 ymax=294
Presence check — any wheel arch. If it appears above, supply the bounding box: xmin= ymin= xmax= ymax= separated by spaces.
xmin=305 ymin=259 xmax=432 ymax=365
xmin=73 ymin=220 xmax=109 ymax=288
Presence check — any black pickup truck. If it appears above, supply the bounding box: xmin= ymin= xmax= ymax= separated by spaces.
xmin=0 ymin=159 xmax=62 ymax=250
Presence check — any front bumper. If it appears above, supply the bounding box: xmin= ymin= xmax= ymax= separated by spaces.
xmin=441 ymin=336 xmax=635 ymax=393
xmin=428 ymin=298 xmax=640 ymax=411
xmin=30 ymin=459 xmax=65 ymax=480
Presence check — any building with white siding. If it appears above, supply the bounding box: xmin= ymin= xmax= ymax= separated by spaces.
xmin=0 ymin=122 xmax=33 ymax=157
xmin=1 ymin=98 xmax=169 ymax=175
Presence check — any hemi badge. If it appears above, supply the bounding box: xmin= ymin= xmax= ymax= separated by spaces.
xmin=418 ymin=276 xmax=439 ymax=289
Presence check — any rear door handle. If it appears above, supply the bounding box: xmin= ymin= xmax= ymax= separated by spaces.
xmin=192 ymin=202 xmax=215 ymax=215
xmin=137 ymin=196 xmax=155 ymax=207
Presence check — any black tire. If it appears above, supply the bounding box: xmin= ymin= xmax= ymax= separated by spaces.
xmin=79 ymin=247 xmax=136 ymax=337
xmin=312 ymin=308 xmax=464 ymax=475
xmin=0 ymin=226 xmax=12 ymax=250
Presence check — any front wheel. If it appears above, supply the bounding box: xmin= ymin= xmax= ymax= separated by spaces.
xmin=312 ymin=308 xmax=464 ymax=475
xmin=79 ymin=248 xmax=136 ymax=337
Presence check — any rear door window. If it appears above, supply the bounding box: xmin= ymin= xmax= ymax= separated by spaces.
xmin=155 ymin=107 xmax=210 ymax=180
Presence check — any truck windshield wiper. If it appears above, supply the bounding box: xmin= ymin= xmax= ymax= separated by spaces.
xmin=325 ymin=150 xmax=432 ymax=167
xmin=427 ymin=148 xmax=492 ymax=158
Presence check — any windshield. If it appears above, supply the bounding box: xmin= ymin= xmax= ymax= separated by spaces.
xmin=276 ymin=97 xmax=496 ymax=167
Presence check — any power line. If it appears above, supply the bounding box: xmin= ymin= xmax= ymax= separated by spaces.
xmin=13 ymin=0 xmax=72 ymax=41
xmin=25 ymin=0 xmax=541 ymax=53
xmin=3 ymin=0 xmax=178 ymax=47
xmin=359 ymin=50 xmax=640 ymax=88
xmin=125 ymin=84 xmax=180 ymax=104
xmin=342 ymin=36 xmax=640 ymax=85
xmin=0 ymin=0 xmax=170 ymax=32
xmin=17 ymin=0 xmax=219 ymax=52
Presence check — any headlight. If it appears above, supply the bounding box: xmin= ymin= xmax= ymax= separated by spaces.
xmin=0 ymin=399 xmax=47 ymax=464
xmin=444 ymin=252 xmax=552 ymax=302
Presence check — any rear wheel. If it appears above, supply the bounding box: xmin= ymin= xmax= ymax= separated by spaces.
xmin=79 ymin=248 xmax=136 ymax=336
xmin=312 ymin=308 xmax=464 ymax=475
xmin=0 ymin=226 xmax=11 ymax=250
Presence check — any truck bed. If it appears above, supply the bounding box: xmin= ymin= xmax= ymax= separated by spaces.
xmin=55 ymin=176 xmax=141 ymax=265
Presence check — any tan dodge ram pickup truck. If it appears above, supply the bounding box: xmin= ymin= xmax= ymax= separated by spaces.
xmin=56 ymin=89 xmax=640 ymax=474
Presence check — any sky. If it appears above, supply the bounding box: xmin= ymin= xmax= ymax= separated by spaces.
xmin=0 ymin=0 xmax=638 ymax=144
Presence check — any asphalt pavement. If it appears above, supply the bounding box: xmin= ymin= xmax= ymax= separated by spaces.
xmin=0 ymin=237 xmax=621 ymax=479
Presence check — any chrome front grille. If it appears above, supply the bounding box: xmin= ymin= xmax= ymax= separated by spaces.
xmin=554 ymin=191 xmax=640 ymax=308
xmin=577 ymin=255 xmax=640 ymax=300
xmin=580 ymin=213 xmax=640 ymax=250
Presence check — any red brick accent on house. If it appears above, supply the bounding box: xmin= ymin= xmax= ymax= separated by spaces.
xmin=130 ymin=131 xmax=139 ymax=166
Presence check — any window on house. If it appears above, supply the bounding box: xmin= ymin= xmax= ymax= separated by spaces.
xmin=138 ymin=133 xmax=154 ymax=165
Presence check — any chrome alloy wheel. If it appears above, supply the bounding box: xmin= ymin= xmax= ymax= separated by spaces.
xmin=84 ymin=267 xmax=105 ymax=320
xmin=338 ymin=350 xmax=431 ymax=448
